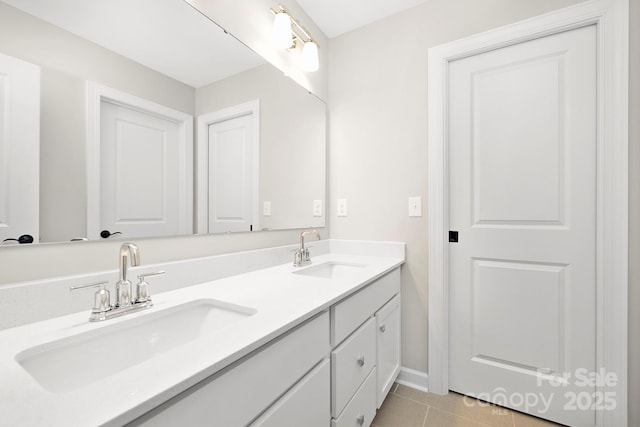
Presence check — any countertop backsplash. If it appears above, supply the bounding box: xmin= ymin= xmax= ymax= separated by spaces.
xmin=0 ymin=240 xmax=332 ymax=330
xmin=0 ymin=239 xmax=405 ymax=331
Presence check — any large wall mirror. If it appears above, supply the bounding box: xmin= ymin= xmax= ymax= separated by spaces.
xmin=0 ymin=0 xmax=326 ymax=244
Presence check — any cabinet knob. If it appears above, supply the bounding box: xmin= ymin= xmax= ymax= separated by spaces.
xmin=357 ymin=414 xmax=365 ymax=425
xmin=380 ymin=324 xmax=386 ymax=333
xmin=357 ymin=355 xmax=365 ymax=367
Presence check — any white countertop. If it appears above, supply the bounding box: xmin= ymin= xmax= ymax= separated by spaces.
xmin=0 ymin=252 xmax=403 ymax=426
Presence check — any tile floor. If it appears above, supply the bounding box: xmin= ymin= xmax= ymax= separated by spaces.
xmin=371 ymin=384 xmax=565 ymax=427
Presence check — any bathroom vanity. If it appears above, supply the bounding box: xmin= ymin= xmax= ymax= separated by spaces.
xmin=0 ymin=240 xmax=404 ymax=426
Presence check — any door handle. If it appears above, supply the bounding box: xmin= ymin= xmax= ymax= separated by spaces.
xmin=2 ymin=234 xmax=34 ymax=244
xmin=100 ymin=230 xmax=122 ymax=239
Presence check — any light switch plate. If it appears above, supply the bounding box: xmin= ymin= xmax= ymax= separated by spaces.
xmin=337 ymin=199 xmax=348 ymax=217
xmin=408 ymin=196 xmax=422 ymax=217
xmin=263 ymin=201 xmax=272 ymax=216
xmin=313 ymin=200 xmax=323 ymax=217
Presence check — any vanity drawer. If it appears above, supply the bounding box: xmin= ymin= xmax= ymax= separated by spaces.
xmin=331 ymin=268 xmax=400 ymax=347
xmin=332 ymin=317 xmax=376 ymax=418
xmin=331 ymin=368 xmax=377 ymax=427
xmin=251 ymin=359 xmax=330 ymax=427
xmin=130 ymin=311 xmax=330 ymax=427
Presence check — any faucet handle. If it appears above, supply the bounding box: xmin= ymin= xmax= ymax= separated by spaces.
xmin=70 ymin=281 xmax=111 ymax=314
xmin=135 ymin=271 xmax=165 ymax=303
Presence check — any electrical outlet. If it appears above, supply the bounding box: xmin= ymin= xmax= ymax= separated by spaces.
xmin=408 ymin=196 xmax=422 ymax=217
xmin=337 ymin=198 xmax=348 ymax=217
xmin=263 ymin=201 xmax=272 ymax=216
xmin=313 ymin=200 xmax=323 ymax=217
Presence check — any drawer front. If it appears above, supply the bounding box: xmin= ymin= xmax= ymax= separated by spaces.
xmin=130 ymin=311 xmax=330 ymax=427
xmin=252 ymin=359 xmax=330 ymax=427
xmin=331 ymin=268 xmax=400 ymax=347
xmin=375 ymin=294 xmax=401 ymax=408
xmin=331 ymin=368 xmax=377 ymax=427
xmin=332 ymin=317 xmax=376 ymax=417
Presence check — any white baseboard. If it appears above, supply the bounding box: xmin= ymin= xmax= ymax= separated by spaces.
xmin=396 ymin=366 xmax=430 ymax=393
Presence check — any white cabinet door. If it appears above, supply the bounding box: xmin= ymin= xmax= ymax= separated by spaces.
xmin=0 ymin=53 xmax=39 ymax=243
xmin=375 ymin=294 xmax=400 ymax=408
xmin=448 ymin=25 xmax=597 ymax=426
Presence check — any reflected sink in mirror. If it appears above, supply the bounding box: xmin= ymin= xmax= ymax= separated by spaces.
xmin=16 ymin=299 xmax=257 ymax=393
xmin=293 ymin=261 xmax=367 ymax=279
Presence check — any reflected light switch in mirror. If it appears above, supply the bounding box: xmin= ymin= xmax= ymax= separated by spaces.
xmin=263 ymin=201 xmax=272 ymax=216
xmin=313 ymin=200 xmax=323 ymax=217
xmin=408 ymin=196 xmax=422 ymax=217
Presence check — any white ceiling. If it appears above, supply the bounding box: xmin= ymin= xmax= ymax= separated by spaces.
xmin=1 ymin=0 xmax=265 ymax=88
xmin=296 ymin=0 xmax=430 ymax=39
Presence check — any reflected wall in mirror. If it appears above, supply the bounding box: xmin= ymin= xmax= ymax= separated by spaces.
xmin=0 ymin=0 xmax=326 ymax=244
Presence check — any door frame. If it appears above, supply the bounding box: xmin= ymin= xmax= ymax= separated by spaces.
xmin=195 ymin=100 xmax=260 ymax=234
xmin=86 ymin=82 xmax=194 ymax=240
xmin=426 ymin=1 xmax=629 ymax=426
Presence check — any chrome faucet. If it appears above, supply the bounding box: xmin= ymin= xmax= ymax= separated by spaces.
xmin=70 ymin=242 xmax=165 ymax=322
xmin=294 ymin=229 xmax=320 ymax=267
xmin=116 ymin=242 xmax=140 ymax=308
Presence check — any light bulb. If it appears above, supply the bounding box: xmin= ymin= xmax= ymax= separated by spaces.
xmin=302 ymin=40 xmax=319 ymax=72
xmin=273 ymin=12 xmax=293 ymax=49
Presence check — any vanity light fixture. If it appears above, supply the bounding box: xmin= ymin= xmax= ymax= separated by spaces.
xmin=272 ymin=10 xmax=293 ymax=49
xmin=302 ymin=40 xmax=319 ymax=72
xmin=270 ymin=4 xmax=319 ymax=72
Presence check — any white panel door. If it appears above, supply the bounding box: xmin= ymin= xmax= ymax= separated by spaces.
xmin=449 ymin=26 xmax=596 ymax=426
xmin=100 ymin=101 xmax=186 ymax=239
xmin=375 ymin=294 xmax=401 ymax=408
xmin=0 ymin=53 xmax=39 ymax=244
xmin=207 ymin=114 xmax=256 ymax=233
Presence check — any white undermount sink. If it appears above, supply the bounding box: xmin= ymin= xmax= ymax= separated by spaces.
xmin=15 ymin=298 xmax=257 ymax=393
xmin=293 ymin=261 xmax=367 ymax=279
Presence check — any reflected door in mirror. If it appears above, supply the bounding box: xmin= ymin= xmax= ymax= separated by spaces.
xmin=0 ymin=53 xmax=39 ymax=243
xmin=98 ymin=100 xmax=188 ymax=239
xmin=207 ymin=113 xmax=258 ymax=233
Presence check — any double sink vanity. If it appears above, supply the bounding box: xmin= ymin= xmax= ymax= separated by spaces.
xmin=0 ymin=239 xmax=404 ymax=426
